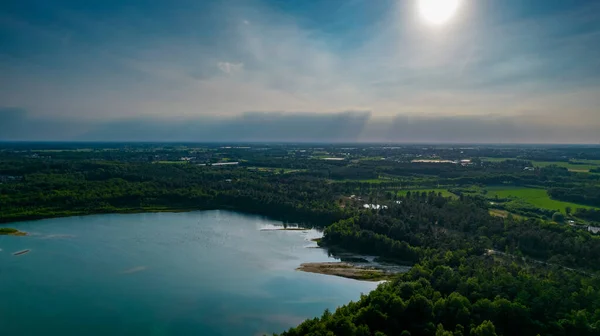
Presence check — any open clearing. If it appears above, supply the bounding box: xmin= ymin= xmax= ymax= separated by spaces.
xmin=485 ymin=186 xmax=597 ymax=213
xmin=489 ymin=209 xmax=524 ymax=219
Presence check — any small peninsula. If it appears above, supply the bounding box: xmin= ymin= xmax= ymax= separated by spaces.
xmin=297 ymin=262 xmax=390 ymax=281
xmin=0 ymin=228 xmax=27 ymax=236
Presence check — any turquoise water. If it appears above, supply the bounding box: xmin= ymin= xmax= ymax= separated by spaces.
xmin=0 ymin=211 xmax=378 ymax=335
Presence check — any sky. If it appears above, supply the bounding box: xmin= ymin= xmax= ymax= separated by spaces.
xmin=1 ymin=0 xmax=599 ymax=143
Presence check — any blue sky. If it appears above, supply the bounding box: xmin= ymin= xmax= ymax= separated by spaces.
xmin=1 ymin=0 xmax=599 ymax=143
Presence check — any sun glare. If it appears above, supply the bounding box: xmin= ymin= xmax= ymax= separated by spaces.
xmin=418 ymin=0 xmax=462 ymax=25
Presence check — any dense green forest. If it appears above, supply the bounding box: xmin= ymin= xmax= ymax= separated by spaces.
xmin=281 ymin=258 xmax=600 ymax=336
xmin=1 ymin=143 xmax=600 ymax=335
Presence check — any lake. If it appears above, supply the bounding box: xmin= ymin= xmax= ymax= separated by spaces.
xmin=0 ymin=211 xmax=378 ymax=335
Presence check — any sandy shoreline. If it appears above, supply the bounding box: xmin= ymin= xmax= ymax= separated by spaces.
xmin=297 ymin=262 xmax=390 ymax=281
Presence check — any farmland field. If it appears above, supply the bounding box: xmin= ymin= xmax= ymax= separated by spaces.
xmin=571 ymin=159 xmax=600 ymax=165
xmin=484 ymin=186 xmax=597 ymax=213
xmin=480 ymin=157 xmax=600 ymax=172
xmin=530 ymin=161 xmax=598 ymax=172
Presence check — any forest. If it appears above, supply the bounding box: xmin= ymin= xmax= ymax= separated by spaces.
xmin=1 ymin=143 xmax=599 ymax=335
xmin=548 ymin=186 xmax=600 ymax=207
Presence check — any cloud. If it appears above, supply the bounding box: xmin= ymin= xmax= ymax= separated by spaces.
xmin=1 ymin=0 xmax=599 ymax=142
xmin=217 ymin=62 xmax=244 ymax=75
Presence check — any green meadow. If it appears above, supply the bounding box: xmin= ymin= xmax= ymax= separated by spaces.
xmin=480 ymin=157 xmax=600 ymax=172
xmin=484 ymin=186 xmax=597 ymax=213
xmin=530 ymin=161 xmax=598 ymax=172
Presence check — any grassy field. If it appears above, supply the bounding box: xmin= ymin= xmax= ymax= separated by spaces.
xmin=571 ymin=159 xmax=600 ymax=165
xmin=530 ymin=161 xmax=598 ymax=172
xmin=481 ymin=157 xmax=600 ymax=172
xmin=484 ymin=186 xmax=596 ymax=213
xmin=397 ymin=189 xmax=457 ymax=198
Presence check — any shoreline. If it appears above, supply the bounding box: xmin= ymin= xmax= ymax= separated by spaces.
xmin=259 ymin=227 xmax=308 ymax=231
xmin=297 ymin=262 xmax=391 ymax=281
xmin=0 ymin=207 xmax=328 ymax=228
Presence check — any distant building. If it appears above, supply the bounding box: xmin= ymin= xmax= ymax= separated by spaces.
xmin=363 ymin=204 xmax=388 ymax=210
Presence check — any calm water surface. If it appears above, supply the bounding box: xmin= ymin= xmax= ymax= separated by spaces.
xmin=0 ymin=211 xmax=378 ymax=335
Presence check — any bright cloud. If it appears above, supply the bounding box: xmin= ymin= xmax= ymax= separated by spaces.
xmin=217 ymin=62 xmax=244 ymax=75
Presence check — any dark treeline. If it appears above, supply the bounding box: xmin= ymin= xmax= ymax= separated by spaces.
xmin=575 ymin=208 xmax=600 ymax=223
xmin=548 ymin=186 xmax=600 ymax=207
xmin=0 ymin=160 xmax=348 ymax=226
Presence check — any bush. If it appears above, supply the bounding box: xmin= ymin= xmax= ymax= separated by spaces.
xmin=552 ymin=212 xmax=565 ymax=223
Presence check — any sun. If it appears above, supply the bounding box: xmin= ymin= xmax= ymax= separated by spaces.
xmin=418 ymin=0 xmax=462 ymax=25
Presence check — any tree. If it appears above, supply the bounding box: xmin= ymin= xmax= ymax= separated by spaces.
xmin=552 ymin=212 xmax=565 ymax=223
xmin=436 ymin=324 xmax=454 ymax=336
xmin=470 ymin=320 xmax=498 ymax=336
